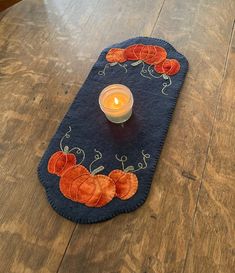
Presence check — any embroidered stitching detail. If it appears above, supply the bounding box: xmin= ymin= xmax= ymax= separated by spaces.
xmin=59 ymin=126 xmax=85 ymax=164
xmin=59 ymin=164 xmax=116 ymax=208
xmin=89 ymin=149 xmax=105 ymax=175
xmin=47 ymin=127 xmax=150 ymax=207
xmin=98 ymin=44 xmax=181 ymax=95
xmin=109 ymin=150 xmax=150 ymax=200
xmin=47 ymin=126 xmax=85 ymax=176
xmin=57 ymin=147 xmax=116 ymax=208
xmin=109 ymin=170 xmax=138 ymax=200
xmin=98 ymin=62 xmax=127 ymax=76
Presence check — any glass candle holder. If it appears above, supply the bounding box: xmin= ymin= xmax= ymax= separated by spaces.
xmin=99 ymin=84 xmax=134 ymax=124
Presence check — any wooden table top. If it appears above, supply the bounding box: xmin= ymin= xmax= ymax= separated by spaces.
xmin=0 ymin=1 xmax=234 ymax=272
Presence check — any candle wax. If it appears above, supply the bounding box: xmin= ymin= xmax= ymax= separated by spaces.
xmin=99 ymin=84 xmax=134 ymax=123
xmin=103 ymin=92 xmax=129 ymax=110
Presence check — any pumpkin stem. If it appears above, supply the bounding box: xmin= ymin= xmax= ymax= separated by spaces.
xmin=89 ymin=149 xmax=103 ymax=173
xmin=124 ymin=165 xmax=135 ymax=173
xmin=64 ymin=146 xmax=69 ymax=153
xmin=110 ymin=62 xmax=118 ymax=66
xmin=91 ymin=166 xmax=105 ymax=176
xmin=132 ymin=150 xmax=150 ymax=173
xmin=131 ymin=60 xmax=142 ymax=67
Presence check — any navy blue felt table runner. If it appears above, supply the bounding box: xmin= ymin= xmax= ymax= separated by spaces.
xmin=38 ymin=37 xmax=188 ymax=224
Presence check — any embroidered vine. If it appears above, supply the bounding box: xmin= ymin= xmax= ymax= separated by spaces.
xmin=115 ymin=150 xmax=150 ymax=173
xmin=98 ymin=62 xmax=127 ymax=76
xmin=47 ymin=127 xmax=151 ymax=207
xmin=98 ymin=44 xmax=180 ymax=95
xmin=109 ymin=150 xmax=151 ymax=200
xmin=59 ymin=126 xmax=85 ymax=164
xmin=89 ymin=149 xmax=105 ymax=175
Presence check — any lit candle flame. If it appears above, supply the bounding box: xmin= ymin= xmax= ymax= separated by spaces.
xmin=114 ymin=97 xmax=119 ymax=105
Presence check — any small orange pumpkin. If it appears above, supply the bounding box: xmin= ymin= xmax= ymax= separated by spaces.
xmin=106 ymin=48 xmax=127 ymax=63
xmin=48 ymin=151 xmax=76 ymax=176
xmin=109 ymin=169 xmax=138 ymax=200
xmin=59 ymin=165 xmax=116 ymax=207
xmin=144 ymin=45 xmax=167 ymax=65
xmin=154 ymin=58 xmax=180 ymax=75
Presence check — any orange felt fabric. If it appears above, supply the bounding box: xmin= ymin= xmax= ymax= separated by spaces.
xmin=109 ymin=170 xmax=138 ymax=200
xmin=48 ymin=151 xmax=76 ymax=176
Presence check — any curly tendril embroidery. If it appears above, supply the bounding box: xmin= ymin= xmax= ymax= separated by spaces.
xmin=98 ymin=44 xmax=180 ymax=95
xmin=47 ymin=127 xmax=151 ymax=207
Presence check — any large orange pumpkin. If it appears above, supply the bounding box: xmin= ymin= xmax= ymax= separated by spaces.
xmin=59 ymin=165 xmax=116 ymax=207
xmin=154 ymin=58 xmax=180 ymax=75
xmin=48 ymin=151 xmax=76 ymax=176
xmin=123 ymin=44 xmax=142 ymax=60
xmin=124 ymin=44 xmax=167 ymax=65
xmin=109 ymin=170 xmax=138 ymax=200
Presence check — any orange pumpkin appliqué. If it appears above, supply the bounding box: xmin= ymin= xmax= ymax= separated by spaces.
xmin=154 ymin=59 xmax=180 ymax=75
xmin=109 ymin=170 xmax=138 ymax=200
xmin=47 ymin=127 xmax=150 ymax=207
xmin=60 ymin=165 xmax=116 ymax=207
xmin=106 ymin=48 xmax=127 ymax=63
xmin=124 ymin=44 xmax=167 ymax=65
xmin=99 ymin=43 xmax=181 ymax=96
xmin=48 ymin=151 xmax=76 ymax=176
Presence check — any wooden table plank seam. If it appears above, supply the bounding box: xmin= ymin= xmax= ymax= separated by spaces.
xmin=182 ymin=20 xmax=235 ymax=273
xmin=150 ymin=0 xmax=166 ymax=36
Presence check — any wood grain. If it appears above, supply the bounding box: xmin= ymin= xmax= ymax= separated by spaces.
xmin=0 ymin=0 xmax=165 ymax=272
xmin=0 ymin=1 xmax=94 ymax=273
xmin=0 ymin=0 xmax=234 ymax=273
xmin=184 ymin=26 xmax=235 ymax=273
xmin=58 ymin=0 xmax=235 ymax=273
